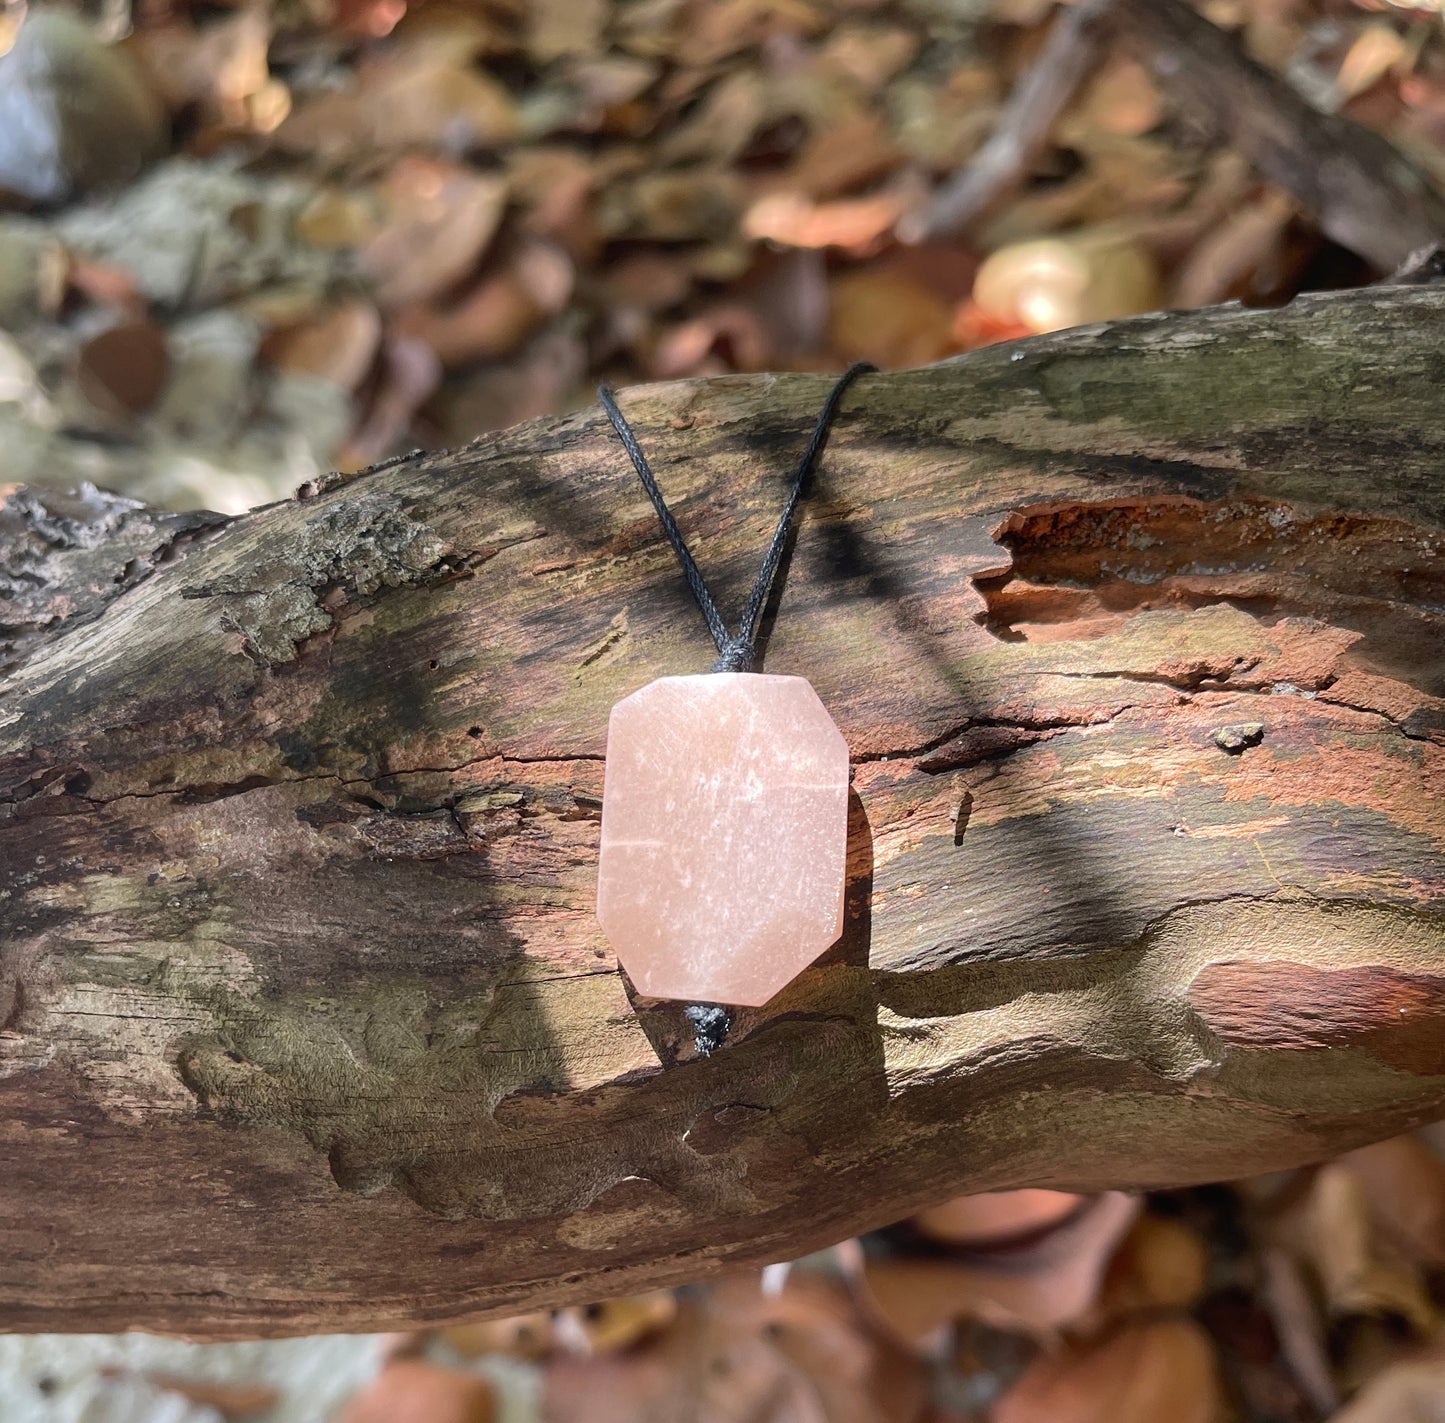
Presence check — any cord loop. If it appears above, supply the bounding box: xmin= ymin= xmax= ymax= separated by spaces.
xmin=597 ymin=362 xmax=875 ymax=673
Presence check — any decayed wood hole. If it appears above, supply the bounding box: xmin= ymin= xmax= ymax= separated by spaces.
xmin=976 ymin=496 xmax=1445 ymax=705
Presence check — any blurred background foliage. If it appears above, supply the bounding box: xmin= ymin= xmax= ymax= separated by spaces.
xmin=1 ymin=0 xmax=1439 ymax=513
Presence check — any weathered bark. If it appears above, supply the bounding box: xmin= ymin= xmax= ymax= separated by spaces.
xmin=2 ymin=285 xmax=1443 ymax=1337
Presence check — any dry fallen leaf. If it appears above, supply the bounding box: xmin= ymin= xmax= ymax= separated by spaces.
xmin=1073 ymin=56 xmax=1163 ymax=138
xmin=146 ymin=1374 xmax=279 ymax=1419
xmin=339 ymin=1359 xmax=495 ymax=1423
xmin=1094 ymin=1211 xmax=1211 ymax=1319
xmin=601 ymin=249 xmax=695 ymax=314
xmin=265 ymin=300 xmax=382 ymax=389
xmin=649 ymin=305 xmax=773 ymax=379
xmin=381 ymin=3 xmax=510 ymax=64
xmin=914 ymin=1190 xmax=1087 ymax=1247
xmin=993 ymin=1317 xmax=1227 ymax=1423
xmin=295 ymin=188 xmax=380 ymax=251
xmin=1338 ymin=1133 xmax=1445 ymax=1270
xmin=508 ymin=146 xmax=601 ymax=257
xmin=442 ymin=1311 xmax=556 ymax=1361
xmin=397 ymin=240 xmax=573 ymax=369
xmin=399 ymin=274 xmax=544 ymax=369
xmin=341 ymin=333 xmax=440 ymax=467
xmin=1335 ymin=21 xmax=1413 ymax=105
xmin=815 ymin=22 xmax=921 ymax=93
xmin=656 ymin=68 xmax=771 ymax=166
xmin=63 ymin=256 xmax=142 ymax=316
xmin=828 ymin=265 xmax=958 ymax=368
xmin=131 ymin=10 xmax=274 ymax=128
xmin=525 ymin=0 xmax=610 ymax=65
xmin=332 ymin=0 xmax=409 ymax=41
xmin=744 ymin=190 xmax=910 ymax=252
xmin=276 ymin=53 xmax=517 ymax=161
xmin=567 ymin=53 xmax=662 ymax=122
xmin=596 ymin=170 xmax=744 ymax=243
xmin=541 ymin=1346 xmax=678 ymax=1423
xmin=775 ymin=114 xmax=904 ymax=200
xmin=642 ymin=241 xmax=828 ymax=376
xmin=1170 ymin=189 xmax=1295 ymax=308
xmin=75 ymin=320 xmax=170 ymax=418
xmin=1329 ymin=1350 xmax=1445 ymax=1423
xmin=671 ymin=0 xmax=825 ymax=69
xmin=860 ymin=1193 xmax=1141 ymax=1343
xmin=431 ymin=323 xmax=586 ymax=444
xmin=361 ymin=159 xmax=508 ymax=310
xmin=553 ymin=1291 xmax=679 ymax=1356
xmin=543 ymin=1270 xmax=926 ymax=1423
xmin=1303 ymin=1161 xmax=1437 ymax=1334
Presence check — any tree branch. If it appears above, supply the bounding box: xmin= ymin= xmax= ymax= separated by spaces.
xmin=1112 ymin=0 xmax=1445 ymax=269
xmin=2 ymin=285 xmax=1444 ymax=1336
xmin=907 ymin=0 xmax=1445 ymax=268
xmin=902 ymin=0 xmax=1114 ymax=243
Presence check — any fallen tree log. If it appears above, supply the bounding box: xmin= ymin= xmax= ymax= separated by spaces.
xmin=2 ymin=284 xmax=1443 ymax=1337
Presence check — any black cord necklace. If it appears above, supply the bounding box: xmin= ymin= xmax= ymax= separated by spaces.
xmin=592 ymin=365 xmax=874 ymax=1031
xmin=596 ymin=363 xmax=874 ymax=673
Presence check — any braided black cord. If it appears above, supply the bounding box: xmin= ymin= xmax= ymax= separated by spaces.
xmin=733 ymin=361 xmax=875 ymax=659
xmin=597 ymin=361 xmax=875 ymax=674
xmin=595 ymin=383 xmax=731 ymax=655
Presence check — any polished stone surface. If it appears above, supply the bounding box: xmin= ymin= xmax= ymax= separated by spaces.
xmin=596 ymin=673 xmax=850 ymax=1006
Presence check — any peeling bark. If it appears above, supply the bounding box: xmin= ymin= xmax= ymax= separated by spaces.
xmin=2 ymin=285 xmax=1444 ymax=1336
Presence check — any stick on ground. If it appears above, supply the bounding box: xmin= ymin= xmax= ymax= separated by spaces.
xmin=903 ymin=0 xmax=1115 ymax=243
xmin=1114 ymin=0 xmax=1445 ymax=268
xmin=908 ymin=0 xmax=1445 ymax=268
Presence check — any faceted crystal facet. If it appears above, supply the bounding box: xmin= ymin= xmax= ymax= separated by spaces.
xmin=596 ymin=673 xmax=850 ymax=1007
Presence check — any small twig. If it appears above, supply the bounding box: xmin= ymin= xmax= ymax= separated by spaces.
xmin=1113 ymin=0 xmax=1445 ymax=270
xmin=907 ymin=0 xmax=1445 ymax=272
xmin=1383 ymin=243 xmax=1445 ymax=286
xmin=1257 ymin=1246 xmax=1340 ymax=1418
xmin=901 ymin=0 xmax=1117 ymax=244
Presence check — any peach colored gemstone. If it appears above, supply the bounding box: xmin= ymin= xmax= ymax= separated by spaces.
xmin=596 ymin=673 xmax=850 ymax=1007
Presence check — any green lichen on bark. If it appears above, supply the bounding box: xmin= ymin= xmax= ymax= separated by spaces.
xmin=179 ymin=492 xmax=452 ymax=664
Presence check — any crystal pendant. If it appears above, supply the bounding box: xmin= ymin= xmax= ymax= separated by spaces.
xmin=596 ymin=673 xmax=850 ymax=1007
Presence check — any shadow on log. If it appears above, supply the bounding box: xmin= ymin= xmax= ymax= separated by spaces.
xmin=1 ymin=284 xmax=1443 ymax=1336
